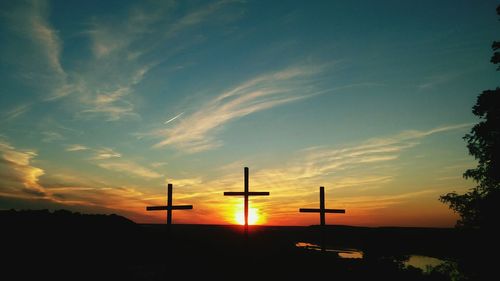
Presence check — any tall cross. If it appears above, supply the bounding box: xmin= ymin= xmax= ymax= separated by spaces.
xmin=224 ymin=167 xmax=269 ymax=237
xmin=299 ymin=186 xmax=345 ymax=226
xmin=146 ymin=183 xmax=193 ymax=226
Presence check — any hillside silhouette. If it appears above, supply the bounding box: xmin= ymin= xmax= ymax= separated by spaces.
xmin=2 ymin=209 xmax=494 ymax=280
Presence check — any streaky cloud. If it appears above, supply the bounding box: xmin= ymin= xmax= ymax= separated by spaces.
xmin=285 ymin=123 xmax=473 ymax=181
xmin=164 ymin=112 xmax=184 ymax=124
xmin=2 ymin=104 xmax=31 ymax=121
xmin=1 ymin=0 xmax=85 ymax=104
xmin=0 ymin=139 xmax=46 ymax=197
xmin=150 ymin=162 xmax=167 ymax=168
xmin=166 ymin=0 xmax=242 ymax=37
xmin=25 ymin=0 xmax=65 ymax=77
xmin=65 ymin=144 xmax=89 ymax=152
xmin=97 ymin=161 xmax=163 ymax=179
xmin=152 ymin=64 xmax=330 ymax=153
xmin=91 ymin=148 xmax=122 ymax=160
xmin=41 ymin=131 xmax=65 ymax=143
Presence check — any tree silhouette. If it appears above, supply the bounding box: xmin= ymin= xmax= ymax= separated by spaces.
xmin=439 ymin=5 xmax=500 ymax=229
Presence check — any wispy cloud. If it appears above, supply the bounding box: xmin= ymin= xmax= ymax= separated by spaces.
xmin=338 ymin=189 xmax=438 ymax=211
xmin=91 ymin=148 xmax=122 ymax=160
xmin=28 ymin=1 xmax=64 ymax=77
xmin=150 ymin=162 xmax=167 ymax=168
xmin=63 ymin=144 xmax=164 ymax=180
xmin=418 ymin=72 xmax=463 ymax=90
xmin=332 ymin=176 xmax=394 ymax=190
xmin=0 ymin=165 xmax=158 ymax=222
xmin=65 ymin=144 xmax=89 ymax=152
xmin=3 ymin=0 xmax=245 ymax=123
xmin=0 ymin=140 xmax=161 ymax=223
xmin=98 ymin=161 xmax=163 ymax=179
xmin=167 ymin=177 xmax=202 ymax=187
xmin=41 ymin=131 xmax=65 ymax=143
xmin=164 ymin=112 xmax=184 ymax=124
xmin=44 ymin=79 xmax=83 ymax=101
xmin=65 ymin=144 xmax=119 ymax=159
xmin=76 ymin=0 xmax=243 ymax=122
xmin=79 ymin=85 xmax=140 ymax=121
xmin=5 ymin=0 xmax=68 ymax=98
xmin=89 ymin=24 xmax=130 ymax=58
xmin=151 ymin=65 xmax=329 ymax=153
xmin=87 ymin=2 xmax=174 ymax=58
xmin=260 ymin=123 xmax=472 ymax=182
xmin=3 ymin=104 xmax=32 ymax=121
xmin=166 ymin=0 xmax=241 ymax=37
xmin=0 ymin=140 xmax=46 ymax=197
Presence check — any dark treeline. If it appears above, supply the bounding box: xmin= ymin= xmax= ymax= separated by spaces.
xmin=1 ymin=209 xmax=495 ymax=280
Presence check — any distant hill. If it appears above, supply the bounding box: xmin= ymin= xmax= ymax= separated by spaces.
xmin=0 ymin=209 xmax=136 ymax=230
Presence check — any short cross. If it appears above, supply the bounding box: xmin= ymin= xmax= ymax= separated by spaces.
xmin=299 ymin=186 xmax=345 ymax=226
xmin=146 ymin=183 xmax=193 ymax=226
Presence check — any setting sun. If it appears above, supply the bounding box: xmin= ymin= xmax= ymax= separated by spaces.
xmin=235 ymin=207 xmax=260 ymax=225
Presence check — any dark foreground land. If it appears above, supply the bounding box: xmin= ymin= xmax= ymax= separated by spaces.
xmin=1 ymin=210 xmax=495 ymax=280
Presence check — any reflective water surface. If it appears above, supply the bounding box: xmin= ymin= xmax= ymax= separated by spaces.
xmin=295 ymin=242 xmax=363 ymax=259
xmin=404 ymin=255 xmax=446 ymax=271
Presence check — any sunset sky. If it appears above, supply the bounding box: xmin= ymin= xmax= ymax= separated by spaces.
xmin=1 ymin=0 xmax=498 ymax=227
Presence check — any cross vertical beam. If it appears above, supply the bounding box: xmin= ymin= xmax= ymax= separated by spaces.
xmin=299 ymin=186 xmax=345 ymax=251
xmin=320 ymin=186 xmax=325 ymax=226
xmin=244 ymin=167 xmax=249 ymax=232
xmin=146 ymin=183 xmax=193 ymax=227
xmin=223 ymin=167 xmax=270 ymax=238
xmin=299 ymin=186 xmax=345 ymax=226
xmin=167 ymin=183 xmax=173 ymax=225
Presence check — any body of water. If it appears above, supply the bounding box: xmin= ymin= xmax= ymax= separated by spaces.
xmin=295 ymin=242 xmax=448 ymax=270
xmin=295 ymin=242 xmax=363 ymax=259
xmin=404 ymin=255 xmax=446 ymax=271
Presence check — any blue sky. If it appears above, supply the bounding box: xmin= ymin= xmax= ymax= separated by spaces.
xmin=0 ymin=0 xmax=498 ymax=226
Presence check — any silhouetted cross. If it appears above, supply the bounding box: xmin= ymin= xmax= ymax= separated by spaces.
xmin=224 ymin=167 xmax=269 ymax=237
xmin=146 ymin=183 xmax=193 ymax=226
xmin=299 ymin=186 xmax=345 ymax=226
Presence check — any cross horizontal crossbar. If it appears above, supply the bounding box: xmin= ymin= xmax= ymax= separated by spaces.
xmin=299 ymin=208 xmax=345 ymax=213
xmin=223 ymin=191 xmax=270 ymax=196
xmin=146 ymin=205 xmax=193 ymax=211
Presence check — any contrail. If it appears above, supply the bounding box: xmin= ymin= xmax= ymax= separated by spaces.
xmin=164 ymin=112 xmax=184 ymax=124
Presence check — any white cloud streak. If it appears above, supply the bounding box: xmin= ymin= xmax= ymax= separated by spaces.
xmin=65 ymin=144 xmax=89 ymax=152
xmin=152 ymin=65 xmax=328 ymax=153
xmin=150 ymin=162 xmax=167 ymax=168
xmin=164 ymin=112 xmax=184 ymax=124
xmin=91 ymin=148 xmax=122 ymax=160
xmin=98 ymin=161 xmax=163 ymax=179
xmin=41 ymin=131 xmax=65 ymax=143
xmin=166 ymin=0 xmax=239 ymax=37
xmin=3 ymin=104 xmax=32 ymax=121
xmin=79 ymin=86 xmax=139 ymax=121
xmin=76 ymin=0 xmax=242 ymax=121
xmin=1 ymin=0 xmax=73 ymax=103
xmin=266 ymin=123 xmax=472 ymax=182
xmin=63 ymin=144 xmax=164 ymax=180
xmin=4 ymin=0 xmax=246 ymax=124
xmin=27 ymin=1 xmax=65 ymax=77
xmin=0 ymin=140 xmax=46 ymax=196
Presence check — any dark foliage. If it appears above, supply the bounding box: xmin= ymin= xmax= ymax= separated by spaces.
xmin=440 ymin=5 xmax=500 ymax=229
xmin=1 ymin=209 xmax=491 ymax=280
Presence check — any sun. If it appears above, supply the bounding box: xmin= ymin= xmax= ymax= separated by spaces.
xmin=235 ymin=207 xmax=259 ymax=225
